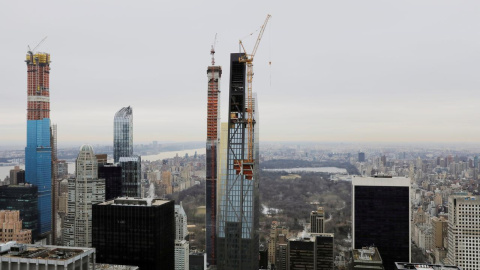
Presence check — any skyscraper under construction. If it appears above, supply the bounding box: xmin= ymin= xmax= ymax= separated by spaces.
xmin=206 ymin=49 xmax=222 ymax=267
xmin=25 ymin=51 xmax=52 ymax=238
xmin=217 ymin=53 xmax=259 ymax=270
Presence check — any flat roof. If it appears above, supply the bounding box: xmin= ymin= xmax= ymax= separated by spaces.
xmin=394 ymin=262 xmax=462 ymax=270
xmin=99 ymin=197 xmax=170 ymax=207
xmin=352 ymin=176 xmax=410 ymax=187
xmin=1 ymin=244 xmax=93 ymax=262
xmin=352 ymin=247 xmax=382 ymax=263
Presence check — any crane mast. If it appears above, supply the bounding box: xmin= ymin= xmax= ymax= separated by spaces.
xmin=234 ymin=14 xmax=271 ymax=180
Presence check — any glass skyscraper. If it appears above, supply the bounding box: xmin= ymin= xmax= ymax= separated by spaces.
xmin=25 ymin=52 xmax=52 ymax=237
xmin=113 ymin=106 xmax=133 ymax=163
xmin=217 ymin=53 xmax=260 ymax=270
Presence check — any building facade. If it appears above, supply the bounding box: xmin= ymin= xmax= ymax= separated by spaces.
xmin=25 ymin=52 xmax=52 ymax=237
xmin=0 ymin=184 xmax=38 ymax=241
xmin=175 ymin=203 xmax=188 ymax=241
xmin=175 ymin=240 xmax=189 ymax=270
xmin=352 ymin=176 xmax=411 ymax=270
xmin=206 ymin=60 xmax=222 ymax=267
xmin=310 ymin=207 xmax=325 ymax=234
xmin=217 ymin=53 xmax=260 ymax=270
xmin=63 ymin=145 xmax=105 ymax=247
xmin=118 ymin=156 xmax=141 ymax=197
xmin=446 ymin=195 xmax=480 ymax=270
xmin=93 ymin=198 xmax=175 ymax=270
xmin=0 ymin=210 xmax=32 ymax=243
xmin=98 ymin=163 xmax=122 ymax=200
xmin=287 ymin=233 xmax=334 ymax=270
xmin=113 ymin=106 xmax=133 ymax=163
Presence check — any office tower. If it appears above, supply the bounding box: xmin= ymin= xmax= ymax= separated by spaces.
xmin=206 ymin=48 xmax=222 ymax=267
xmin=50 ymin=124 xmax=58 ymax=244
xmin=352 ymin=176 xmax=411 ymax=270
xmin=0 ymin=184 xmax=38 ymax=241
xmin=98 ymin=163 xmax=122 ymax=200
xmin=358 ymin=152 xmax=365 ymax=162
xmin=63 ymin=145 xmax=105 ymax=247
xmin=25 ymin=51 xmax=52 ymax=238
xmin=259 ymin=246 xmax=269 ymax=269
xmin=0 ymin=210 xmax=32 ymax=243
xmin=118 ymin=156 xmax=141 ymax=197
xmin=276 ymin=242 xmax=288 ymax=270
xmin=175 ymin=203 xmax=188 ymax=240
xmin=217 ymin=53 xmax=259 ymax=270
xmin=93 ymin=197 xmax=175 ymax=270
xmin=287 ymin=233 xmax=334 ymax=270
xmin=310 ymin=207 xmax=325 ymax=234
xmin=446 ymin=195 xmax=480 ymax=270
xmin=190 ymin=253 xmax=207 ymax=270
xmin=175 ymin=240 xmax=189 ymax=270
xmin=268 ymin=221 xmax=289 ymax=267
xmin=352 ymin=247 xmax=384 ymax=270
xmin=9 ymin=166 xmax=25 ymax=185
xmin=394 ymin=263 xmax=461 ymax=270
xmin=114 ymin=106 xmax=133 ymax=163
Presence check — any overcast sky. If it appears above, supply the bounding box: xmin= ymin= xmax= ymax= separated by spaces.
xmin=2 ymin=1 xmax=480 ymax=147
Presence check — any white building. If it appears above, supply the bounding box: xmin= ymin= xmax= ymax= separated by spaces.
xmin=175 ymin=203 xmax=188 ymax=241
xmin=175 ymin=240 xmax=189 ymax=270
xmin=446 ymin=195 xmax=480 ymax=270
xmin=63 ymin=145 xmax=105 ymax=247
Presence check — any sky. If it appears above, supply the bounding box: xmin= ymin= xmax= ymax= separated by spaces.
xmin=2 ymin=1 xmax=480 ymax=147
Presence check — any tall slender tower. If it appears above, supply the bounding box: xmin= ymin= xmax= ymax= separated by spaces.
xmin=217 ymin=53 xmax=259 ymax=270
xmin=113 ymin=106 xmax=133 ymax=163
xmin=25 ymin=52 xmax=52 ymax=238
xmin=206 ymin=45 xmax=222 ymax=267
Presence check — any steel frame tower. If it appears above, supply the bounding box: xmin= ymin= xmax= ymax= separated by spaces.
xmin=217 ymin=53 xmax=259 ymax=270
xmin=206 ymin=56 xmax=222 ymax=266
xmin=25 ymin=52 xmax=52 ymax=238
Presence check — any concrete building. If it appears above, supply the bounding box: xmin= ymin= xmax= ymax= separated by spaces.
xmin=175 ymin=240 xmax=189 ymax=270
xmin=25 ymin=51 xmax=52 ymax=238
xmin=113 ymin=106 xmax=133 ymax=163
xmin=352 ymin=176 xmax=411 ymax=270
xmin=268 ymin=221 xmax=289 ymax=267
xmin=0 ymin=243 xmax=95 ymax=270
xmin=93 ymin=197 xmax=174 ymax=270
xmin=352 ymin=246 xmax=384 ymax=270
xmin=431 ymin=217 xmax=447 ymax=249
xmin=205 ymin=52 xmax=222 ymax=267
xmin=0 ymin=210 xmax=32 ymax=244
xmin=9 ymin=166 xmax=25 ymax=185
xmin=287 ymin=233 xmax=334 ymax=270
xmin=446 ymin=195 xmax=480 ymax=270
xmin=310 ymin=207 xmax=325 ymax=234
xmin=175 ymin=203 xmax=188 ymax=241
xmin=63 ymin=145 xmax=105 ymax=247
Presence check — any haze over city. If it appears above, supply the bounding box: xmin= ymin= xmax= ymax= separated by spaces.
xmin=2 ymin=0 xmax=480 ymax=146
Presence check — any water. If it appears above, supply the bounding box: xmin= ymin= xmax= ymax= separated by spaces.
xmin=262 ymin=167 xmax=348 ymax=174
xmin=141 ymin=148 xmax=205 ymax=162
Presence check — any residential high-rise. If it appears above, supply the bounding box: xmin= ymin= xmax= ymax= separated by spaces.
xmin=113 ymin=106 xmax=133 ymax=163
xmin=268 ymin=221 xmax=289 ymax=267
xmin=175 ymin=203 xmax=188 ymax=240
xmin=0 ymin=184 xmax=38 ymax=241
xmin=310 ymin=207 xmax=325 ymax=234
xmin=286 ymin=233 xmax=334 ymax=270
xmin=206 ymin=49 xmax=222 ymax=267
xmin=0 ymin=210 xmax=32 ymax=244
xmin=352 ymin=176 xmax=411 ymax=270
xmin=25 ymin=51 xmax=52 ymax=237
xmin=446 ymin=195 xmax=480 ymax=270
xmin=119 ymin=156 xmax=141 ymax=197
xmin=63 ymin=145 xmax=105 ymax=247
xmin=217 ymin=53 xmax=260 ymax=270
xmin=9 ymin=166 xmax=24 ymax=185
xmin=93 ymin=197 xmax=175 ymax=270
xmin=98 ymin=163 xmax=122 ymax=200
xmin=175 ymin=240 xmax=189 ymax=270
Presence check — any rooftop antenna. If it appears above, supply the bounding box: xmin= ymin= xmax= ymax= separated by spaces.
xmin=211 ymin=33 xmax=217 ymax=65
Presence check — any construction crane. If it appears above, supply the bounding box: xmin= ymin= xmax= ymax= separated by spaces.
xmin=27 ymin=36 xmax=48 ymax=56
xmin=211 ymin=33 xmax=217 ymax=65
xmin=234 ymin=14 xmax=271 ymax=180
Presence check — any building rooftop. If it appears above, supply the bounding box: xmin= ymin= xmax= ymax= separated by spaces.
xmin=95 ymin=264 xmax=139 ymax=270
xmin=114 ymin=106 xmax=132 ymax=118
xmin=352 ymin=176 xmax=411 ymax=187
xmin=118 ymin=156 xmax=140 ymax=162
xmin=352 ymin=246 xmax=382 ymax=263
xmin=1 ymin=244 xmax=93 ymax=262
xmin=394 ymin=262 xmax=462 ymax=270
xmin=98 ymin=197 xmax=170 ymax=207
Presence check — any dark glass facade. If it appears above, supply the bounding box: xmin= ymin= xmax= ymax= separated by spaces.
xmin=354 ymin=185 xmax=410 ymax=270
xmin=217 ymin=53 xmax=259 ymax=270
xmin=113 ymin=106 xmax=133 ymax=163
xmin=93 ymin=198 xmax=174 ymax=270
xmin=119 ymin=156 xmax=141 ymax=197
xmin=0 ymin=184 xmax=38 ymax=241
xmin=288 ymin=240 xmax=314 ymax=270
xmin=98 ymin=164 xmax=122 ymax=200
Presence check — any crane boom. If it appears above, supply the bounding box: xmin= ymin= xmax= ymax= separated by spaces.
xmin=234 ymin=14 xmax=270 ymax=180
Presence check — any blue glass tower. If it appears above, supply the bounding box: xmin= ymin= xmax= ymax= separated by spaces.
xmin=25 ymin=52 xmax=52 ymax=237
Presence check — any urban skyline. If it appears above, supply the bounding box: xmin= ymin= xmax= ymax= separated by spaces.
xmin=3 ymin=1 xmax=480 ymax=145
